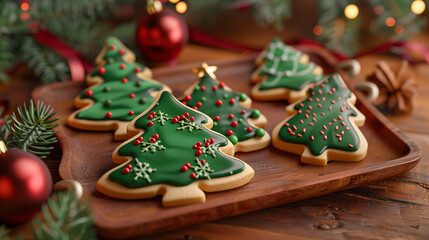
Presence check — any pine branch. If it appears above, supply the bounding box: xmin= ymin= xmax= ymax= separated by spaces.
xmin=0 ymin=35 xmax=16 ymax=82
xmin=253 ymin=0 xmax=291 ymax=30
xmin=31 ymin=190 xmax=97 ymax=240
xmin=1 ymin=100 xmax=60 ymax=158
xmin=20 ymin=37 xmax=70 ymax=84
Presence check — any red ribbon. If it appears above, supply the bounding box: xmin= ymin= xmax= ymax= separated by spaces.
xmin=31 ymin=27 xmax=92 ymax=82
xmin=189 ymin=28 xmax=429 ymax=64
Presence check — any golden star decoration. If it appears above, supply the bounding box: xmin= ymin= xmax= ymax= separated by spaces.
xmin=192 ymin=63 xmax=218 ymax=79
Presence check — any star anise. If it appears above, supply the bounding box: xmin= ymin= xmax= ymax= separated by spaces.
xmin=367 ymin=61 xmax=417 ymax=113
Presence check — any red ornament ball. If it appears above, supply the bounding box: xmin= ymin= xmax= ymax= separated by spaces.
xmin=135 ymin=9 xmax=188 ymax=63
xmin=0 ymin=146 xmax=52 ymax=225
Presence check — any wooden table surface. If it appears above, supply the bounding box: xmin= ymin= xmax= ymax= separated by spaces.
xmin=2 ymin=31 xmax=429 ymax=240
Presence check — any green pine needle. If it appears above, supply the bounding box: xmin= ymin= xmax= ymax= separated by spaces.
xmin=1 ymin=100 xmax=60 ymax=158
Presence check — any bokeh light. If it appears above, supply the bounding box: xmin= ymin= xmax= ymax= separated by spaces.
xmin=344 ymin=4 xmax=359 ymax=19
xmin=411 ymin=0 xmax=425 ymax=15
xmin=385 ymin=17 xmax=395 ymax=27
xmin=313 ymin=25 xmax=323 ymax=36
xmin=176 ymin=1 xmax=187 ymax=14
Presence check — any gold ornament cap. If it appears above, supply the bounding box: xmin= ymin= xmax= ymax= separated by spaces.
xmin=0 ymin=141 xmax=7 ymax=154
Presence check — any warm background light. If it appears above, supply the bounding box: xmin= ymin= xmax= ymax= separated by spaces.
xmin=385 ymin=17 xmax=395 ymax=27
xmin=373 ymin=5 xmax=383 ymax=15
xmin=21 ymin=2 xmax=29 ymax=11
xmin=344 ymin=4 xmax=359 ymax=19
xmin=169 ymin=0 xmax=180 ymax=4
xmin=176 ymin=1 xmax=187 ymax=14
xmin=411 ymin=0 xmax=426 ymax=15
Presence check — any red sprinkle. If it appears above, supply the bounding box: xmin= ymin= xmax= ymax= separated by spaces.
xmin=320 ymin=131 xmax=325 ymax=135
xmin=308 ymin=122 xmax=314 ymax=126
xmin=184 ymin=112 xmax=190 ymax=117
xmin=149 ymin=138 xmax=156 ymax=143
xmin=98 ymin=67 xmax=106 ymax=74
xmin=184 ymin=95 xmax=191 ymax=101
xmin=241 ymin=110 xmax=246 ymax=114
xmin=135 ymin=67 xmax=141 ymax=72
xmin=190 ymin=173 xmax=196 ymax=179
xmin=152 ymin=134 xmax=159 ymax=140
xmin=189 ymin=116 xmax=195 ymax=122
xmin=128 ymin=111 xmax=134 ymax=115
xmin=122 ymin=78 xmax=128 ymax=83
xmin=86 ymin=90 xmax=93 ymax=96
xmin=126 ymin=164 xmax=132 ymax=169
xmin=105 ymin=112 xmax=112 ymax=118
xmin=205 ymin=142 xmax=210 ymax=147
xmin=209 ymin=139 xmax=215 ymax=143
xmin=216 ymin=100 xmax=223 ymax=106
xmin=219 ymin=82 xmax=225 ymax=88
xmin=302 ymin=128 xmax=307 ymax=133
xmin=284 ymin=123 xmax=290 ymax=126
xmin=311 ymin=135 xmax=315 ymax=141
xmin=338 ymin=116 xmax=343 ymax=120
xmin=171 ymin=118 xmax=178 ymax=123
xmin=297 ymin=134 xmax=302 ymax=137
xmin=147 ymin=115 xmax=153 ymax=120
xmin=200 ymin=159 xmax=206 ymax=164
xmin=138 ymin=137 xmax=143 ymax=141
xmin=231 ymin=121 xmax=238 ymax=127
xmin=110 ymin=45 xmax=116 ymax=50
xmin=323 ymin=125 xmax=328 ymax=130
xmin=349 ymin=144 xmax=354 ymax=148
xmin=200 ymin=86 xmax=206 ymax=90
xmin=292 ymin=125 xmax=297 ymax=130
xmin=118 ymin=49 xmax=124 ymax=54
xmin=147 ymin=121 xmax=153 ymax=126
xmin=185 ymin=163 xmax=191 ymax=168
xmin=229 ymin=99 xmax=235 ymax=104
xmin=214 ymin=116 xmax=220 ymax=121
xmin=212 ymin=86 xmax=218 ymax=91
xmin=195 ymin=150 xmax=202 ymax=156
xmin=150 ymin=111 xmax=156 ymax=115
xmin=228 ymin=114 xmax=234 ymax=119
xmin=134 ymin=140 xmax=141 ymax=145
xmin=246 ymin=127 xmax=252 ymax=132
xmin=181 ymin=166 xmax=188 ymax=172
xmin=123 ymin=168 xmax=130 ymax=174
xmin=226 ymin=130 xmax=233 ymax=136
xmin=181 ymin=101 xmax=187 ymax=105
xmin=193 ymin=107 xmax=198 ymax=110
xmin=324 ymin=136 xmax=328 ymax=140
xmin=120 ymin=64 xmax=126 ymax=69
xmin=129 ymin=93 xmax=135 ymax=98
xmin=197 ymin=142 xmax=202 ymax=146
xmin=196 ymin=102 xmax=202 ymax=107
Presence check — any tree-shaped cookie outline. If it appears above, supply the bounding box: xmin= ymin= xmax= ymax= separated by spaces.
xmin=96 ymin=91 xmax=255 ymax=207
xmin=272 ymin=73 xmax=368 ymax=166
xmin=67 ymin=37 xmax=171 ymax=140
xmin=180 ymin=63 xmax=271 ymax=152
xmin=251 ymin=38 xmax=324 ymax=102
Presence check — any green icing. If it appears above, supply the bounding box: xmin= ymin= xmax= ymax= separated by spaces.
xmin=278 ymin=73 xmax=360 ymax=156
xmin=102 ymin=37 xmax=129 ymax=63
xmin=108 ymin=91 xmax=245 ymax=187
xmin=257 ymin=38 xmax=323 ymax=91
xmin=180 ymin=74 xmax=266 ymax=143
xmin=76 ymin=59 xmax=163 ymax=121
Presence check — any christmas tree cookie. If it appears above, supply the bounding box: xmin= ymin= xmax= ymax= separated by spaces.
xmin=97 ymin=91 xmax=254 ymax=207
xmin=251 ymin=38 xmax=324 ymax=102
xmin=68 ymin=37 xmax=171 ymax=140
xmin=272 ymin=73 xmax=368 ymax=166
xmin=180 ymin=63 xmax=270 ymax=152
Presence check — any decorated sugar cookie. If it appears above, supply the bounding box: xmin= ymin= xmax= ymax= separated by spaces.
xmin=67 ymin=37 xmax=170 ymax=140
xmin=180 ymin=63 xmax=270 ymax=152
xmin=251 ymin=38 xmax=324 ymax=103
xmin=272 ymin=73 xmax=367 ymax=166
xmin=97 ymin=91 xmax=254 ymax=207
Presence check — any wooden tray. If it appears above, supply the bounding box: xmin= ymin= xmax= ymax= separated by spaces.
xmin=32 ymin=47 xmax=421 ymax=239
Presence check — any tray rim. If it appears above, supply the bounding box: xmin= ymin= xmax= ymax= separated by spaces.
xmin=31 ymin=48 xmax=421 ymax=238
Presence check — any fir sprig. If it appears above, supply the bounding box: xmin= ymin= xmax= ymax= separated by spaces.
xmin=0 ymin=100 xmax=60 ymax=158
xmin=31 ymin=190 xmax=97 ymax=240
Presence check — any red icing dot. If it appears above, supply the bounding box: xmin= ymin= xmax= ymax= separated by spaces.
xmin=246 ymin=127 xmax=252 ymax=132
xmin=214 ymin=116 xmax=220 ymax=121
xmin=184 ymin=112 xmax=190 ymax=117
xmin=180 ymin=115 xmax=185 ymax=120
xmin=200 ymin=85 xmax=206 ymax=90
xmin=226 ymin=130 xmax=233 ymax=136
xmin=196 ymin=102 xmax=202 ymax=107
xmin=181 ymin=101 xmax=187 ymax=105
xmin=138 ymin=136 xmax=143 ymax=141
xmin=241 ymin=110 xmax=246 ymax=114
xmin=228 ymin=114 xmax=234 ymax=119
xmin=205 ymin=142 xmax=210 ymax=147
xmin=147 ymin=115 xmax=153 ymax=120
xmin=284 ymin=123 xmax=290 ymax=126
xmin=152 ymin=134 xmax=159 ymax=140
xmin=134 ymin=140 xmax=141 ymax=145
xmin=193 ymin=107 xmax=198 ymax=110
xmin=135 ymin=67 xmax=141 ymax=72
xmin=216 ymin=100 xmax=223 ymax=106
xmin=120 ymin=64 xmax=126 ymax=69
xmin=147 ymin=121 xmax=153 ymax=126
xmin=150 ymin=111 xmax=156 ymax=115
xmin=123 ymin=168 xmax=130 ymax=174
xmin=231 ymin=121 xmax=238 ymax=127
xmin=110 ymin=45 xmax=116 ymax=50
xmin=126 ymin=164 xmax=132 ymax=169
xmin=196 ymin=142 xmax=202 ymax=146
xmin=189 ymin=116 xmax=195 ymax=122
xmin=181 ymin=166 xmax=188 ymax=172
xmin=190 ymin=173 xmax=196 ymax=179
xmin=122 ymin=78 xmax=128 ymax=83
xmin=86 ymin=90 xmax=93 ymax=96
xmin=98 ymin=67 xmax=106 ymax=74
xmin=195 ymin=150 xmax=202 ymax=156
xmin=193 ymin=145 xmax=197 ymax=149
xmin=209 ymin=138 xmax=215 ymax=143
xmin=212 ymin=86 xmax=218 ymax=91
xmin=105 ymin=112 xmax=112 ymax=118
xmin=118 ymin=49 xmax=124 ymax=54
xmin=129 ymin=93 xmax=135 ymax=98
xmin=196 ymin=146 xmax=202 ymax=151
xmin=184 ymin=95 xmax=191 ymax=101
xmin=128 ymin=111 xmax=134 ymax=115
xmin=200 ymin=159 xmax=206 ymax=164
xmin=229 ymin=99 xmax=235 ymax=104
xmin=172 ymin=118 xmax=178 ymax=123
xmin=219 ymin=82 xmax=225 ymax=88
xmin=185 ymin=163 xmax=191 ymax=168
xmin=150 ymin=138 xmax=156 ymax=143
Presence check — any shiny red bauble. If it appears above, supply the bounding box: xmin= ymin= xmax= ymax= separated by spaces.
xmin=135 ymin=8 xmax=188 ymax=63
xmin=0 ymin=147 xmax=52 ymax=225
